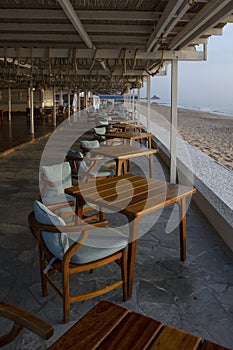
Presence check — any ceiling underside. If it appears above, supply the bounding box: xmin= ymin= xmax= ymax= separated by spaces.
xmin=0 ymin=0 xmax=233 ymax=93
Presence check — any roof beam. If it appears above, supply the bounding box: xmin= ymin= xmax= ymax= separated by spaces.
xmin=0 ymin=9 xmax=160 ymax=21
xmin=0 ymin=23 xmax=152 ymax=34
xmin=146 ymin=0 xmax=187 ymax=52
xmin=58 ymin=0 xmax=93 ymax=49
xmin=169 ymin=0 xmax=233 ymax=50
xmin=0 ymin=48 xmax=205 ymax=61
xmin=0 ymin=33 xmax=147 ymax=44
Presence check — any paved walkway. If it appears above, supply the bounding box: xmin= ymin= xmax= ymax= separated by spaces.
xmin=0 ymin=118 xmax=233 ymax=349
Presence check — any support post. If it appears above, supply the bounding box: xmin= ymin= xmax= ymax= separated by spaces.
xmin=30 ymin=87 xmax=34 ymax=135
xmin=147 ymin=76 xmax=151 ymax=131
xmin=27 ymin=87 xmax=31 ymax=109
xmin=137 ymin=87 xmax=141 ymax=121
xmin=132 ymin=89 xmax=135 ymax=119
xmin=59 ymin=89 xmax=63 ymax=106
xmin=78 ymin=89 xmax=81 ymax=113
xmin=8 ymin=86 xmax=11 ymax=121
xmin=84 ymin=90 xmax=88 ymax=110
xmin=41 ymin=88 xmax=45 ymax=109
xmin=68 ymin=89 xmax=71 ymax=117
xmin=53 ymin=86 xmax=56 ymax=126
xmin=170 ymin=59 xmax=178 ymax=183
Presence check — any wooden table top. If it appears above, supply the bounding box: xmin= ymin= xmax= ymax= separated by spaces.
xmin=105 ymin=131 xmax=153 ymax=139
xmin=65 ymin=174 xmax=196 ymax=218
xmin=89 ymin=144 xmax=158 ymax=160
xmin=49 ymin=301 xmax=230 ymax=350
xmin=111 ymin=119 xmax=139 ymax=124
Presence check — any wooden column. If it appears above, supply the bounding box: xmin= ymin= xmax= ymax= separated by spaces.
xmin=53 ymin=86 xmax=56 ymax=126
xmin=68 ymin=89 xmax=71 ymax=117
xmin=8 ymin=86 xmax=11 ymax=121
xmin=78 ymin=89 xmax=81 ymax=113
xmin=30 ymin=87 xmax=34 ymax=134
xmin=170 ymin=59 xmax=178 ymax=184
xmin=147 ymin=75 xmax=151 ymax=131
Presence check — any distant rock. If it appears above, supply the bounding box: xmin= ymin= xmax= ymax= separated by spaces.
xmin=151 ymin=94 xmax=160 ymax=100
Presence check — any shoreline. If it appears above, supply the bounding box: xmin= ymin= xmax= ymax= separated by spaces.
xmin=149 ymin=103 xmax=233 ymax=171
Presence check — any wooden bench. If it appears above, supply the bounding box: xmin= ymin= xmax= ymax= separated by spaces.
xmin=49 ymin=301 xmax=231 ymax=350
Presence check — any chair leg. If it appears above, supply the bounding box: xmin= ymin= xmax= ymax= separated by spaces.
xmin=121 ymin=249 xmax=128 ymax=301
xmin=99 ymin=208 xmax=104 ymax=221
xmin=39 ymin=246 xmax=48 ymax=297
xmin=62 ymin=265 xmax=70 ymax=323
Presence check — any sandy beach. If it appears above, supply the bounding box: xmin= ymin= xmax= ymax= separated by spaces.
xmin=149 ymin=104 xmax=233 ymax=171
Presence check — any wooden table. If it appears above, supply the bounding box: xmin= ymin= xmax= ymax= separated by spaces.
xmin=111 ymin=122 xmax=144 ymax=132
xmin=65 ymin=174 xmax=196 ymax=298
xmin=90 ymin=144 xmax=158 ymax=177
xmin=49 ymin=300 xmax=230 ymax=350
xmin=105 ymin=131 xmax=154 ymax=148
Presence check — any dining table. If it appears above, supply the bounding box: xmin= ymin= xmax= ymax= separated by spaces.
xmin=104 ymin=131 xmax=154 ymax=148
xmin=48 ymin=300 xmax=230 ymax=350
xmin=89 ymin=144 xmax=158 ymax=177
xmin=110 ymin=122 xmax=144 ymax=132
xmin=65 ymin=174 xmax=196 ymax=298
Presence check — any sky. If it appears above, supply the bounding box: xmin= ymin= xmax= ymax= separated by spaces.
xmin=141 ymin=23 xmax=233 ymax=115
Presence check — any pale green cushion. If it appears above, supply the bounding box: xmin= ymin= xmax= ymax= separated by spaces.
xmin=93 ymin=127 xmax=106 ymax=135
xmin=34 ymin=200 xmax=128 ymax=264
xmin=34 ymin=200 xmax=68 ymax=260
xmin=40 ymin=162 xmax=72 ymax=198
xmin=66 ymin=228 xmax=128 ymax=264
xmin=80 ymin=140 xmax=100 ymax=150
xmin=67 ymin=150 xmax=89 ymax=173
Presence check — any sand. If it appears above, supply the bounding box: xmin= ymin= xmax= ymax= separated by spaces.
xmin=149 ymin=104 xmax=233 ymax=171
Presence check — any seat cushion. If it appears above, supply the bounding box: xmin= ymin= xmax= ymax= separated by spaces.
xmin=90 ymin=168 xmax=114 ymax=177
xmin=67 ymin=150 xmax=89 ymax=173
xmin=34 ymin=201 xmax=128 ymax=264
xmin=34 ymin=200 xmax=68 ymax=260
xmin=93 ymin=127 xmax=106 ymax=135
xmin=80 ymin=140 xmax=100 ymax=150
xmin=40 ymin=162 xmax=72 ymax=197
xmin=66 ymin=227 xmax=128 ymax=264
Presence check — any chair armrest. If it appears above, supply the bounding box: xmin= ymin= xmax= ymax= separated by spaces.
xmin=47 ymin=200 xmax=74 ymax=211
xmin=0 ymin=302 xmax=54 ymax=341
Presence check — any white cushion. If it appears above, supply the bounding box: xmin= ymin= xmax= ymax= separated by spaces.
xmin=40 ymin=162 xmax=72 ymax=197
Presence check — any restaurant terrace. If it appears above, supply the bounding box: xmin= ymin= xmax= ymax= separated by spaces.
xmin=0 ymin=1 xmax=233 ymax=349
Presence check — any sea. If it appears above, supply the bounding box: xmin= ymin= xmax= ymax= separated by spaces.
xmin=146 ymin=98 xmax=233 ymax=118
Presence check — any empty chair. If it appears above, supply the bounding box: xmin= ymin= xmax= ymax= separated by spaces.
xmin=0 ymin=301 xmax=53 ymax=348
xmin=40 ymin=162 xmax=74 ymax=206
xmin=93 ymin=126 xmax=107 ymax=141
xmin=80 ymin=139 xmax=118 ymax=169
xmin=39 ymin=162 xmax=98 ymax=221
xmin=28 ymin=200 xmax=128 ymax=323
xmin=66 ymin=149 xmax=114 ymax=183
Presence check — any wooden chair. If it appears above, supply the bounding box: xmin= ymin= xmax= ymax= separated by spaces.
xmin=79 ymin=139 xmax=121 ymax=171
xmin=39 ymin=161 xmax=100 ymax=222
xmin=28 ymin=201 xmax=128 ymax=323
xmin=0 ymin=302 xmax=53 ymax=348
xmin=66 ymin=150 xmax=115 ymax=183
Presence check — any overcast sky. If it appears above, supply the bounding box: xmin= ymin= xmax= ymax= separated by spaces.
xmin=141 ymin=23 xmax=233 ymax=114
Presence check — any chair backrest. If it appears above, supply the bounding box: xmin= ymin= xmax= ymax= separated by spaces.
xmin=93 ymin=127 xmax=106 ymax=136
xmin=33 ymin=200 xmax=68 ymax=260
xmin=40 ymin=162 xmax=72 ymax=199
xmin=0 ymin=301 xmax=53 ymax=347
xmin=66 ymin=150 xmax=89 ymax=173
xmin=80 ymin=139 xmax=100 ymax=151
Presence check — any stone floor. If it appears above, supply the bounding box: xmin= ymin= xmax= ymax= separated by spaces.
xmin=0 ymin=114 xmax=233 ymax=349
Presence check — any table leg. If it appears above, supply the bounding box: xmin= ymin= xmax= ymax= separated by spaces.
xmin=116 ymin=159 xmax=125 ymax=176
xmin=148 ymin=136 xmax=152 ymax=149
xmin=128 ymin=217 xmax=140 ymax=298
xmin=149 ymin=154 xmax=154 ymax=178
xmin=76 ymin=198 xmax=83 ymax=223
xmin=179 ymin=198 xmax=187 ymax=261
